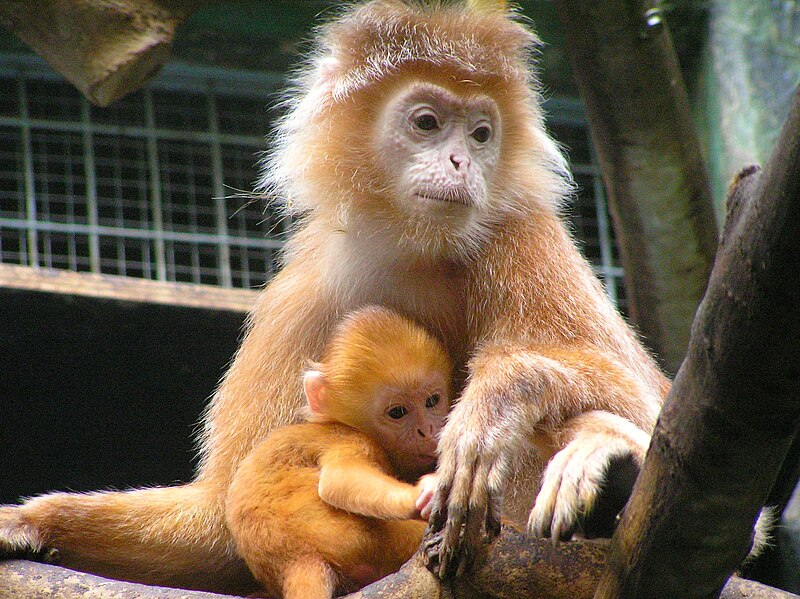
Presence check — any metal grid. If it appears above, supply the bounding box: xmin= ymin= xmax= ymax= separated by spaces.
xmin=0 ymin=55 xmax=623 ymax=304
xmin=546 ymin=99 xmax=626 ymax=313
xmin=0 ymin=56 xmax=284 ymax=290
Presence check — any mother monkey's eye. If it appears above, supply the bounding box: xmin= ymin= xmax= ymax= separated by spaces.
xmin=413 ymin=113 xmax=440 ymax=131
xmin=471 ymin=125 xmax=492 ymax=143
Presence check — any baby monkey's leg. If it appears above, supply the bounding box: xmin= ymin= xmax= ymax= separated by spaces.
xmin=282 ymin=556 xmax=336 ymax=599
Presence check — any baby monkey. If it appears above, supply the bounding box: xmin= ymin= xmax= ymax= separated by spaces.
xmin=225 ymin=306 xmax=450 ymax=599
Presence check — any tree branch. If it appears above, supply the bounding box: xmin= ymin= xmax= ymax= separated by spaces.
xmin=595 ymin=81 xmax=800 ymax=598
xmin=4 ymin=530 xmax=796 ymax=599
xmin=349 ymin=528 xmax=796 ymax=599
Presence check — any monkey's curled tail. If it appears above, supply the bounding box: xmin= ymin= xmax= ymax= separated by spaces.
xmin=0 ymin=482 xmax=254 ymax=594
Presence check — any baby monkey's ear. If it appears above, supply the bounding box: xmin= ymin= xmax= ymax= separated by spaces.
xmin=303 ymin=370 xmax=328 ymax=415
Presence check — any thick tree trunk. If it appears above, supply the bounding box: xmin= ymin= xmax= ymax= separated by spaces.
xmin=595 ymin=81 xmax=800 ymax=598
xmin=551 ymin=0 xmax=719 ymax=373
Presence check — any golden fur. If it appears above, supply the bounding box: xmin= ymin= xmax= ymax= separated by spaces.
xmin=226 ymin=423 xmax=428 ymax=598
xmin=310 ymin=305 xmax=452 ymax=429
xmin=225 ymin=306 xmax=447 ymax=598
xmin=0 ymin=1 xmax=668 ymax=593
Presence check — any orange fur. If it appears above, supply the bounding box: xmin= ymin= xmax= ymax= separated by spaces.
xmin=0 ymin=1 xmax=668 ymax=592
xmin=309 ymin=305 xmax=452 ymax=431
xmin=225 ymin=307 xmax=449 ymax=598
xmin=226 ymin=423 xmax=428 ymax=598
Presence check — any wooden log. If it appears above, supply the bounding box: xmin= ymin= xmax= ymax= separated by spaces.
xmin=0 ymin=264 xmax=257 ymax=312
xmin=350 ymin=529 xmax=798 ymax=599
xmin=595 ymin=79 xmax=800 ymax=598
xmin=0 ymin=0 xmax=206 ymax=106
xmin=3 ymin=532 xmax=797 ymax=599
xmin=0 ymin=559 xmax=230 ymax=599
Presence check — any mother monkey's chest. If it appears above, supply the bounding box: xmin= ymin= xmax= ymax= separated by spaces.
xmin=325 ymin=247 xmax=477 ymax=388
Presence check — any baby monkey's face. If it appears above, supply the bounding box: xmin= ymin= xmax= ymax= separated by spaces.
xmin=366 ymin=372 xmax=450 ymax=481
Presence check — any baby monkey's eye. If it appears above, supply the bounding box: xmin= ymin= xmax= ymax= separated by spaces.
xmin=425 ymin=394 xmax=440 ymax=408
xmin=471 ymin=125 xmax=491 ymax=143
xmin=387 ymin=406 xmax=409 ymax=419
xmin=414 ymin=113 xmax=440 ymax=131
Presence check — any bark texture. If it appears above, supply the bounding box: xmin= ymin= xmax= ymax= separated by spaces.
xmin=0 ymin=559 xmax=230 ymax=599
xmin=0 ymin=0 xmax=205 ymax=106
xmin=552 ymin=0 xmax=719 ymax=373
xmin=3 ymin=532 xmax=798 ymax=599
xmin=595 ymin=81 xmax=800 ymax=598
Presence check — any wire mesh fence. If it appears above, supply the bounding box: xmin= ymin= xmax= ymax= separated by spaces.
xmin=0 ymin=56 xmax=624 ymax=307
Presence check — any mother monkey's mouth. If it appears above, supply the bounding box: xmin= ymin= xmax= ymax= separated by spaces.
xmin=415 ymin=192 xmax=471 ymax=206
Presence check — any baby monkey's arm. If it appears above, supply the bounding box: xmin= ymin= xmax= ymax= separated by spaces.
xmin=318 ymin=444 xmax=433 ymax=521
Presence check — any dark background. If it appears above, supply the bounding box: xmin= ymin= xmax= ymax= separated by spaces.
xmin=0 ymin=287 xmax=245 ymax=503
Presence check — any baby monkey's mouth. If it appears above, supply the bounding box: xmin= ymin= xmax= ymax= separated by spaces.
xmin=418 ymin=452 xmax=438 ymax=465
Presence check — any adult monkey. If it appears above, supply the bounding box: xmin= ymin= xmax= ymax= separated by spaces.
xmin=0 ymin=0 xmax=668 ymax=592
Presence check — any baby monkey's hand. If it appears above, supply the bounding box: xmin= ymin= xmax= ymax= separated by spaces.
xmin=415 ymin=474 xmax=438 ymax=521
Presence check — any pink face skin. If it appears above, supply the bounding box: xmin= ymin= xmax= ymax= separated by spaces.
xmin=376 ymin=81 xmax=501 ymax=214
xmin=364 ymin=372 xmax=450 ymax=482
